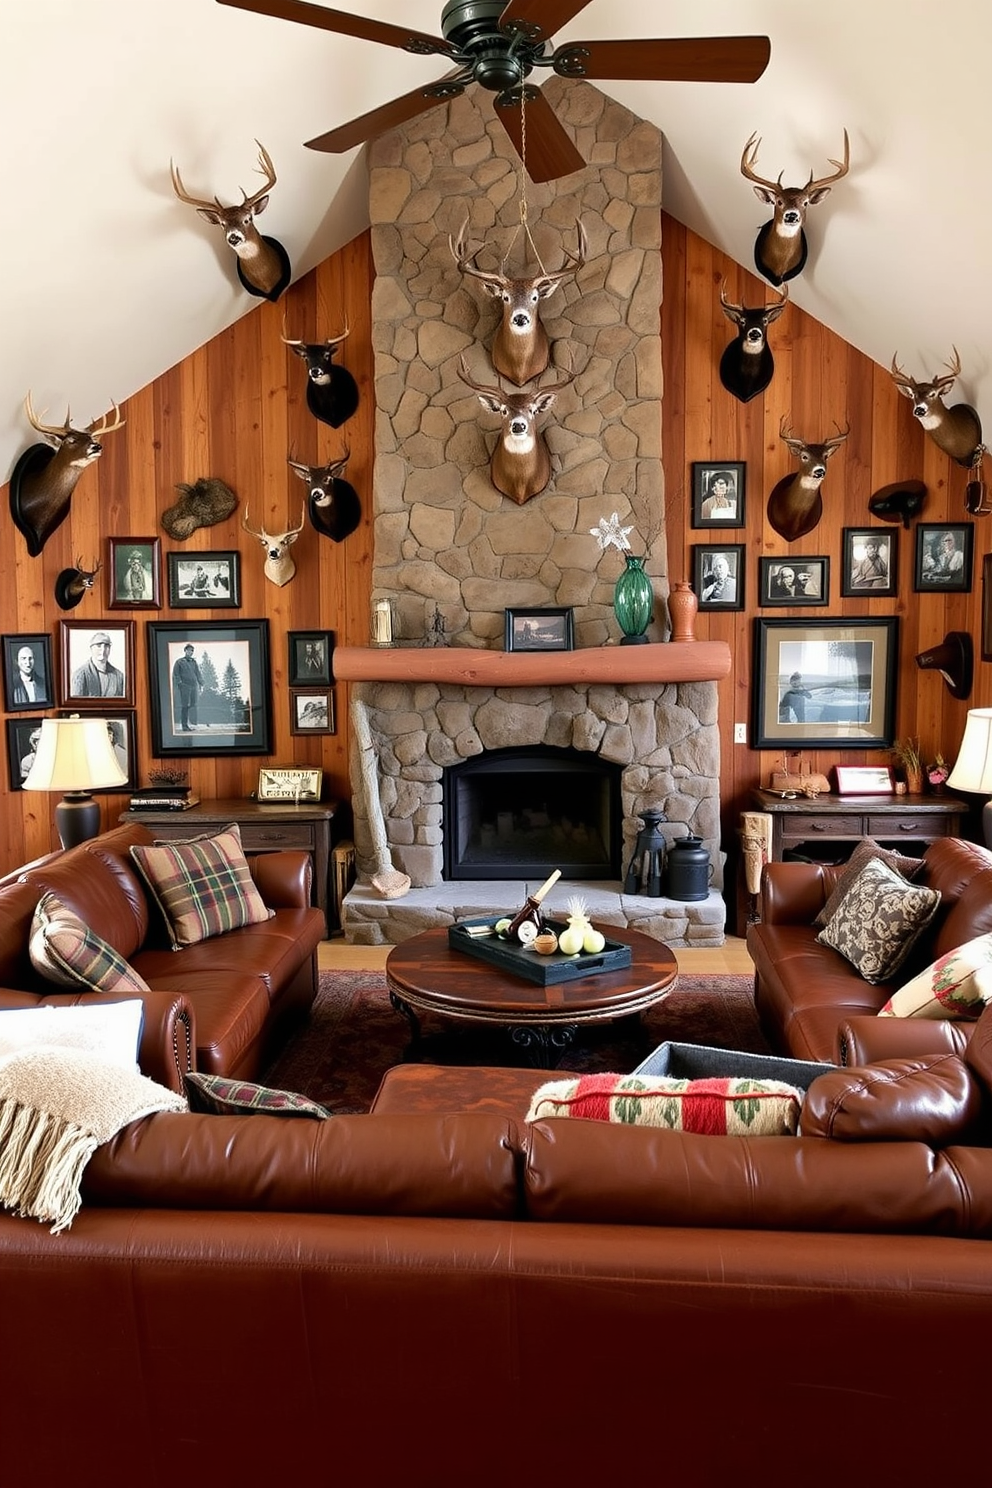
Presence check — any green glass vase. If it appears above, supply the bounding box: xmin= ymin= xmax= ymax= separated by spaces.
xmin=613 ymin=555 xmax=653 ymax=644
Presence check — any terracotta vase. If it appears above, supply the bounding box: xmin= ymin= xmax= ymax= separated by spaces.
xmin=668 ymin=580 xmax=698 ymax=642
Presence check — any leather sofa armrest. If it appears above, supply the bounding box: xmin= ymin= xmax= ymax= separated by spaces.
xmin=838 ymin=1015 xmax=972 ymax=1067
xmin=801 ymin=1054 xmax=982 ymax=1144
xmin=758 ymin=862 xmax=835 ymax=924
xmin=247 ymin=850 xmax=312 ymax=909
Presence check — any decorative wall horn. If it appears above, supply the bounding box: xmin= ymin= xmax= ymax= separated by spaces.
xmin=867 ymin=480 xmax=927 ymax=529
xmin=287 ymin=449 xmax=361 ymax=542
xmin=767 ymin=418 xmax=849 ymax=541
xmin=916 ymin=631 xmax=973 ymax=700
xmin=889 ymin=348 xmax=985 ymax=470
xmin=281 ymin=320 xmax=359 ymax=428
xmin=55 ymin=556 xmax=103 ymax=612
xmin=170 ymin=141 xmax=291 ymax=301
xmin=718 ymin=281 xmax=788 ymax=403
xmin=10 ymin=393 xmax=125 ymax=556
xmin=458 ymin=355 xmax=575 ymax=505
xmin=741 ymin=129 xmax=850 ymax=285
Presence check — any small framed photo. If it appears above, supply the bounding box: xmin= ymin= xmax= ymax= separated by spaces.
xmin=693 ymin=545 xmax=745 ymax=610
xmin=841 ymin=528 xmax=897 ymax=597
xmin=59 ymin=620 xmax=136 ymax=708
xmin=108 ymin=537 xmax=161 ymax=609
xmin=59 ymin=709 xmax=137 ymax=791
xmin=691 ymin=462 xmax=745 ymax=528
xmin=759 ymin=557 xmax=829 ymax=607
xmin=6 ymin=716 xmax=45 ymax=790
xmin=914 ymin=523 xmax=973 ymax=593
xmin=290 ymin=688 xmax=336 ymax=736
xmin=505 ymin=608 xmax=574 ymax=652
xmin=146 ymin=620 xmax=271 ymax=757
xmin=288 ymin=631 xmax=335 ymax=686
xmin=2 ymin=633 xmax=54 ymax=711
xmin=167 ymin=552 xmax=240 ymax=608
xmin=834 ymin=765 xmax=894 ymax=796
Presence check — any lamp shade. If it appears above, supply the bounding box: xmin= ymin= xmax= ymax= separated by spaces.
xmin=22 ymin=716 xmax=127 ymax=793
xmin=947 ymin=708 xmax=992 ymax=850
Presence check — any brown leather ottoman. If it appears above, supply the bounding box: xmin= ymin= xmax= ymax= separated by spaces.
xmin=370 ymin=1063 xmax=550 ymax=1119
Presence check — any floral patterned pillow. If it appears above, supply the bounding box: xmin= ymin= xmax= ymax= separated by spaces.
xmin=816 ymin=857 xmax=941 ymax=985
xmin=879 ymin=933 xmax=992 ymax=1018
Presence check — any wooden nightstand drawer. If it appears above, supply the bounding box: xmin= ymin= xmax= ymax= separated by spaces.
xmin=868 ymin=814 xmax=951 ymax=839
xmin=789 ymin=813 xmax=863 ymax=836
xmin=237 ymin=823 xmax=314 ymax=850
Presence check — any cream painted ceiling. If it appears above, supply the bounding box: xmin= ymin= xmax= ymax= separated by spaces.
xmin=5 ymin=0 xmax=991 ymax=484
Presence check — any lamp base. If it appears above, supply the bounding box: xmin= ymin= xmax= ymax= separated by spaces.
xmin=54 ymin=792 xmax=101 ymax=850
xmin=984 ymin=800 xmax=992 ymax=852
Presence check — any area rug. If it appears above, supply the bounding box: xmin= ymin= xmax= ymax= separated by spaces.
xmin=265 ymin=971 xmax=768 ymax=1115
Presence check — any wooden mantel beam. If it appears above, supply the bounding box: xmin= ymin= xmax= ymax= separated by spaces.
xmin=332 ymin=643 xmax=731 ymax=686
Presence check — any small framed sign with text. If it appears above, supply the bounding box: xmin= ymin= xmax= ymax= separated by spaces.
xmin=834 ymin=766 xmax=894 ymax=795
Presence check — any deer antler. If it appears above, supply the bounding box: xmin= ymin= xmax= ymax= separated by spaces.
xmin=449 ymin=220 xmax=504 ymax=288
xmin=740 ymin=133 xmax=782 ymax=192
xmin=88 ymin=402 xmax=125 ymax=437
xmin=169 ymin=160 xmax=222 ymax=213
xmin=24 ymin=392 xmax=72 ymax=438
xmin=241 ymin=141 xmax=276 ymax=210
xmin=807 ymin=130 xmax=851 ymax=193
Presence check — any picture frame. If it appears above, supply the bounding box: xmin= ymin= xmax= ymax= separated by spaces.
xmin=257 ymin=767 xmax=323 ymax=803
xmin=2 ymin=632 xmax=54 ymax=711
xmin=504 ymin=608 xmax=574 ymax=652
xmin=914 ymin=523 xmax=973 ymax=593
xmin=691 ymin=462 xmax=745 ymax=528
xmin=146 ymin=620 xmax=271 ymax=757
xmin=289 ymin=688 xmax=336 ymax=736
xmin=6 ymin=716 xmax=45 ymax=791
xmin=759 ymin=556 xmax=829 ymax=607
xmin=59 ymin=619 xmax=135 ymax=708
xmin=59 ymin=708 xmax=137 ymax=791
xmin=167 ymin=551 xmax=240 ymax=608
xmin=841 ymin=528 xmax=897 ymax=598
xmin=107 ymin=537 xmax=161 ymax=609
xmin=288 ymin=630 xmax=335 ymax=686
xmin=752 ymin=616 xmax=899 ymax=750
xmin=983 ymin=554 xmax=992 ymax=662
xmin=692 ymin=544 xmax=745 ymax=611
xmin=834 ymin=765 xmax=894 ymax=796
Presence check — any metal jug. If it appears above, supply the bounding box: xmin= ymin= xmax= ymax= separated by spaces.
xmin=666 ymin=833 xmax=713 ymax=901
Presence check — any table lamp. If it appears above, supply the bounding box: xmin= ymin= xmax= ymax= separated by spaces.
xmin=22 ymin=716 xmax=128 ymax=849
xmin=946 ymin=708 xmax=992 ymax=849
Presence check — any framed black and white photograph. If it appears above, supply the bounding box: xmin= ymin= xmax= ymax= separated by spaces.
xmin=107 ymin=537 xmax=161 ymax=609
xmin=2 ymin=633 xmax=53 ymax=711
xmin=841 ymin=528 xmax=897 ymax=597
xmin=289 ymin=688 xmax=336 ymax=736
xmin=693 ymin=544 xmax=745 ymax=611
xmin=752 ymin=616 xmax=899 ymax=750
xmin=58 ymin=708 xmax=137 ymax=791
xmin=6 ymin=716 xmax=45 ymax=790
xmin=504 ymin=608 xmax=574 ymax=652
xmin=759 ymin=556 xmax=829 ymax=607
xmin=288 ymin=630 xmax=334 ymax=686
xmin=59 ymin=620 xmax=135 ymax=708
xmin=146 ymin=620 xmax=271 ymax=757
xmin=914 ymin=523 xmax=973 ymax=593
xmin=691 ymin=462 xmax=745 ymax=528
xmin=167 ymin=552 xmax=240 ymax=608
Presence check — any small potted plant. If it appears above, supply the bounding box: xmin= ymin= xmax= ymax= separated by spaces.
xmin=891 ymin=737 xmax=924 ymax=795
xmin=927 ymin=752 xmax=950 ymax=794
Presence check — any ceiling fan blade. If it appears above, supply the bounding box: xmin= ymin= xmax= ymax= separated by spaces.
xmin=215 ymin=0 xmax=458 ymax=59
xmin=495 ymin=88 xmax=586 ymax=183
xmin=498 ymin=0 xmax=594 ymax=42
xmin=304 ymin=76 xmax=464 ymax=154
xmin=555 ymin=35 xmax=771 ymax=84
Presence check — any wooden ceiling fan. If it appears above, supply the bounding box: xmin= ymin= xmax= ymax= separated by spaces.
xmin=216 ymin=0 xmax=771 ymax=182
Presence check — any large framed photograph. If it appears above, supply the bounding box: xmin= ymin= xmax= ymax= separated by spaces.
xmin=504 ymin=608 xmax=574 ymax=652
xmin=2 ymin=633 xmax=54 ymax=711
xmin=693 ymin=544 xmax=745 ymax=610
xmin=914 ymin=523 xmax=973 ymax=593
xmin=290 ymin=688 xmax=336 ymax=736
xmin=691 ymin=462 xmax=745 ymax=528
xmin=58 ymin=708 xmax=137 ymax=791
xmin=759 ymin=557 xmax=829 ymax=607
xmin=108 ymin=537 xmax=161 ymax=609
xmin=59 ymin=620 xmax=136 ymax=708
xmin=146 ymin=620 xmax=271 ymax=757
xmin=288 ymin=630 xmax=334 ymax=686
xmin=752 ymin=617 xmax=899 ymax=750
xmin=841 ymin=528 xmax=897 ymax=597
xmin=167 ymin=552 xmax=240 ymax=608
xmin=6 ymin=716 xmax=45 ymax=790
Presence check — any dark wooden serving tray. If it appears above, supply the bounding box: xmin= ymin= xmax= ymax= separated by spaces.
xmin=447 ymin=916 xmax=633 ymax=985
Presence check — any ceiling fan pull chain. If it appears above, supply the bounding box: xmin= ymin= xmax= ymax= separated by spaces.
xmin=515 ymin=91 xmax=548 ymax=277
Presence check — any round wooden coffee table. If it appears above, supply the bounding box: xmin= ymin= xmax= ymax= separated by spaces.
xmin=385 ymin=924 xmax=678 ymax=1065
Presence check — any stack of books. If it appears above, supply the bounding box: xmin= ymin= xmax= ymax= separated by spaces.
xmin=128 ymin=783 xmax=201 ymax=812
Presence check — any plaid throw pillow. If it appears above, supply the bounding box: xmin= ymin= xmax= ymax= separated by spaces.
xmin=816 ymin=856 xmax=941 ymax=985
xmin=184 ymin=1071 xmax=330 ymax=1119
xmin=130 ymin=824 xmax=273 ymax=949
xmin=28 ymin=892 xmax=150 ymax=993
xmin=525 ymin=1072 xmax=803 ymax=1135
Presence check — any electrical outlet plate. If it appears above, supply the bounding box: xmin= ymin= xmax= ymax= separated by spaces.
xmin=734 ymin=723 xmax=747 ymax=744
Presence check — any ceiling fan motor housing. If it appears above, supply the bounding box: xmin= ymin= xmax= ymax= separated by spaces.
xmin=441 ymin=0 xmax=544 ymax=89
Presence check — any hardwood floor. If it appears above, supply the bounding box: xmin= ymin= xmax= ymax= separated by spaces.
xmin=320 ymin=935 xmax=754 ymax=975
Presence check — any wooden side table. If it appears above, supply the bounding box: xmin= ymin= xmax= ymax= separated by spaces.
xmin=749 ymin=788 xmax=969 ymax=865
xmin=121 ymin=799 xmax=338 ymax=933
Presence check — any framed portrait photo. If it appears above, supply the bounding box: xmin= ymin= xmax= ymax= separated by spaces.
xmin=167 ymin=552 xmax=240 ymax=608
xmin=691 ymin=462 xmax=745 ymax=528
xmin=108 ymin=537 xmax=161 ymax=609
xmin=288 ymin=631 xmax=335 ymax=687
xmin=2 ymin=633 xmax=54 ymax=711
xmin=914 ymin=523 xmax=973 ymax=593
xmin=58 ymin=708 xmax=137 ymax=791
xmin=290 ymin=688 xmax=336 ymax=736
xmin=504 ymin=608 xmax=574 ymax=652
xmin=6 ymin=715 xmax=45 ymax=791
xmin=59 ymin=620 xmax=135 ymax=708
xmin=759 ymin=557 xmax=829 ymax=608
xmin=146 ymin=620 xmax=271 ymax=757
xmin=692 ymin=544 xmax=745 ymax=611
xmin=841 ymin=528 xmax=897 ymax=598
xmin=752 ymin=616 xmax=899 ymax=750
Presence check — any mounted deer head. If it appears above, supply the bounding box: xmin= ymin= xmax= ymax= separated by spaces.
xmin=281 ymin=320 xmax=359 ymax=428
xmin=889 ymin=349 xmax=985 ymax=469
xmin=767 ymin=418 xmax=849 ymax=541
xmin=450 ymin=221 xmax=586 ymax=387
xmin=11 ymin=394 xmax=125 ymax=557
xmin=459 ymin=356 xmax=575 ymax=505
xmin=171 ymin=142 xmax=291 ymax=301
xmin=741 ymin=130 xmax=849 ymax=286
xmin=242 ymin=506 xmax=306 ymax=586
xmin=54 ymin=556 xmax=103 ymax=612
xmin=718 ymin=281 xmax=788 ymax=403
xmin=287 ymin=449 xmax=361 ymax=542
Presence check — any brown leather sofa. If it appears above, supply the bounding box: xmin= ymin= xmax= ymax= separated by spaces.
xmin=747 ymin=836 xmax=992 ymax=1063
xmin=0 ymin=822 xmax=325 ymax=1088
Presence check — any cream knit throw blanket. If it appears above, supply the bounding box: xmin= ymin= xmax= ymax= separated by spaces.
xmin=0 ymin=1046 xmax=187 ymax=1233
